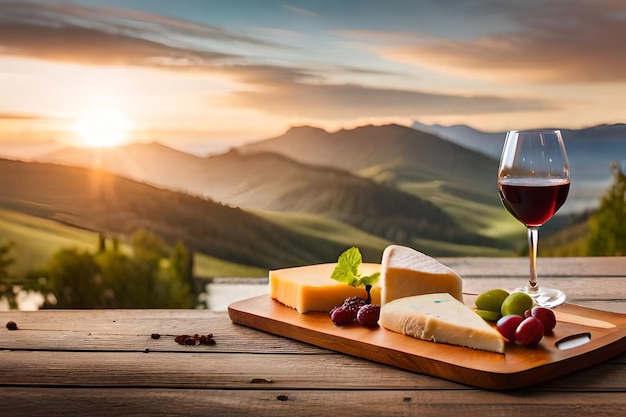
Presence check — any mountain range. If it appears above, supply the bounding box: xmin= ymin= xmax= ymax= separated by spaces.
xmin=36 ymin=122 xmax=625 ymax=222
xmin=412 ymin=122 xmax=626 ymax=212
xmin=0 ymin=122 xmax=623 ymax=268
xmin=37 ymin=124 xmax=508 ymax=244
xmin=0 ymin=158 xmax=371 ymax=268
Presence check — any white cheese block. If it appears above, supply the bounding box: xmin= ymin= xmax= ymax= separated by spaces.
xmin=380 ymin=293 xmax=505 ymax=353
xmin=380 ymin=245 xmax=463 ymax=304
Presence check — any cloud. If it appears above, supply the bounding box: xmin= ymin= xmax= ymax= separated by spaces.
xmin=281 ymin=4 xmax=319 ymax=17
xmin=0 ymin=21 xmax=238 ymax=67
xmin=0 ymin=112 xmax=41 ymax=120
xmin=0 ymin=1 xmax=278 ymax=67
xmin=0 ymin=1 xmax=551 ymax=120
xmin=378 ymin=0 xmax=626 ymax=83
xmin=214 ymin=78 xmax=551 ymax=120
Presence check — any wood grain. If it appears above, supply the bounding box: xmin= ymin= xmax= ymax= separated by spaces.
xmin=0 ymin=257 xmax=625 ymax=416
xmin=1 ymin=388 xmax=625 ymax=417
xmin=228 ymin=295 xmax=626 ymax=390
xmin=0 ymin=349 xmax=624 ymax=390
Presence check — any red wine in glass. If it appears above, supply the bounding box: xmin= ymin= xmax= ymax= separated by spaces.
xmin=498 ymin=178 xmax=570 ymax=227
xmin=498 ymin=130 xmax=570 ymax=307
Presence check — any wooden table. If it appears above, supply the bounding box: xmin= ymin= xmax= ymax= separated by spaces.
xmin=1 ymin=257 xmax=625 ymax=416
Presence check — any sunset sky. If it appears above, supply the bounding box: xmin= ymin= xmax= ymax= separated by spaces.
xmin=0 ymin=0 xmax=624 ymax=155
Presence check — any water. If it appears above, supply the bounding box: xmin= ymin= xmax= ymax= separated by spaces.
xmin=0 ymin=290 xmax=44 ymax=310
xmin=204 ymin=278 xmax=269 ymax=311
xmin=2 ymin=280 xmax=270 ymax=311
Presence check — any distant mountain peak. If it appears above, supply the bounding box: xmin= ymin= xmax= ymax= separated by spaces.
xmin=285 ymin=125 xmax=329 ymax=134
xmin=343 ymin=123 xmax=409 ymax=132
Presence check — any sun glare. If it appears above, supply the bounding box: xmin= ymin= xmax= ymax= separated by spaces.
xmin=75 ymin=107 xmax=129 ymax=147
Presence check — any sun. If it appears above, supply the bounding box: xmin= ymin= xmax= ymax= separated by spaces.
xmin=75 ymin=107 xmax=129 ymax=148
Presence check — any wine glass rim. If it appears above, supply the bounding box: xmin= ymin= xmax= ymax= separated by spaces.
xmin=508 ymin=129 xmax=561 ymax=134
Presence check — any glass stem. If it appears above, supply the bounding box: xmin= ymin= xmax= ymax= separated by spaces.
xmin=527 ymin=227 xmax=539 ymax=294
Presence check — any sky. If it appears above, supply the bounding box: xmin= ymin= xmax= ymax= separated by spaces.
xmin=0 ymin=0 xmax=625 ymax=155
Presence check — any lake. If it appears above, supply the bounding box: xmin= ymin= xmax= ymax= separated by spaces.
xmin=2 ymin=279 xmax=270 ymax=311
xmin=204 ymin=278 xmax=269 ymax=311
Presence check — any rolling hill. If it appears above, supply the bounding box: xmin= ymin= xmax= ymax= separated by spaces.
xmin=0 ymin=208 xmax=268 ymax=279
xmin=413 ymin=122 xmax=626 ymax=213
xmin=35 ymin=129 xmax=507 ymax=251
xmin=237 ymin=124 xmax=513 ymax=240
xmin=0 ymin=158 xmax=386 ymax=268
xmin=28 ymin=121 xmax=614 ymax=259
xmin=40 ymin=124 xmax=501 ymax=211
xmin=40 ymin=141 xmax=207 ymax=193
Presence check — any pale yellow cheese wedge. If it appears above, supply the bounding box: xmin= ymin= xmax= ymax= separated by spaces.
xmin=380 ymin=245 xmax=463 ymax=304
xmin=380 ymin=293 xmax=505 ymax=353
xmin=269 ymin=263 xmax=381 ymax=313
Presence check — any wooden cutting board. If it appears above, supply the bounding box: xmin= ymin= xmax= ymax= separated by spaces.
xmin=228 ymin=294 xmax=626 ymax=390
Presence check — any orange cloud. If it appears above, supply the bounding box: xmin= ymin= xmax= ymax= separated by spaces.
xmin=0 ymin=112 xmax=41 ymax=120
xmin=0 ymin=1 xmax=553 ymax=120
xmin=0 ymin=2 xmax=277 ymax=68
xmin=379 ymin=1 xmax=626 ymax=83
xmin=214 ymin=80 xmax=551 ymax=120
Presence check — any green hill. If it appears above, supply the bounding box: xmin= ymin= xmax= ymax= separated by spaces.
xmin=36 ymin=133 xmax=509 ymax=254
xmin=0 ymin=209 xmax=98 ymax=276
xmin=0 ymin=208 xmax=267 ymax=279
xmin=0 ymin=159 xmax=361 ymax=268
xmin=239 ymin=123 xmax=519 ymax=249
xmin=33 ymin=124 xmax=604 ymax=258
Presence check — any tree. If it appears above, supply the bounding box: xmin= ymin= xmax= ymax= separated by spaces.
xmin=0 ymin=240 xmax=17 ymax=309
xmin=170 ymin=241 xmax=196 ymax=295
xmin=586 ymin=162 xmax=626 ymax=256
xmin=95 ymin=249 xmax=144 ymax=308
xmin=39 ymin=248 xmax=102 ymax=308
xmin=36 ymin=230 xmax=194 ymax=309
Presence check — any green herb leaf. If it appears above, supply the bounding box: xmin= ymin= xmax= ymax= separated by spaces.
xmin=331 ymin=247 xmax=380 ymax=288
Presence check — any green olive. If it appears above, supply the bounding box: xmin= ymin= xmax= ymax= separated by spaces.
xmin=500 ymin=292 xmax=534 ymax=317
xmin=475 ymin=309 xmax=502 ymax=322
xmin=475 ymin=289 xmax=510 ymax=313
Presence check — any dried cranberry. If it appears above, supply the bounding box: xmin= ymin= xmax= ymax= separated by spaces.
xmin=175 ymin=333 xmax=216 ymax=346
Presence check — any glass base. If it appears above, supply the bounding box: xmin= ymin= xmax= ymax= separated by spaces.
xmin=513 ymin=286 xmax=566 ymax=308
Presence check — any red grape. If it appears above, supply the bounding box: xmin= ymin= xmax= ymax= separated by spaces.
xmin=496 ymin=315 xmax=524 ymax=342
xmin=330 ymin=306 xmax=356 ymax=325
xmin=515 ymin=317 xmax=544 ymax=346
xmin=343 ymin=296 xmax=367 ymax=312
xmin=330 ymin=296 xmax=380 ymax=328
xmin=356 ymin=304 xmax=380 ymax=327
xmin=330 ymin=297 xmax=368 ymax=326
xmin=530 ymin=306 xmax=557 ymax=334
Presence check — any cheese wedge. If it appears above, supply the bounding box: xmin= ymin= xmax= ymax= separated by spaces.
xmin=269 ymin=263 xmax=381 ymax=313
xmin=380 ymin=293 xmax=505 ymax=353
xmin=380 ymin=245 xmax=463 ymax=304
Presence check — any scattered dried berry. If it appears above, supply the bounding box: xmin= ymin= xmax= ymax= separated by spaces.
xmin=151 ymin=333 xmax=160 ymax=339
xmin=174 ymin=333 xmax=216 ymax=346
xmin=6 ymin=321 xmax=17 ymax=330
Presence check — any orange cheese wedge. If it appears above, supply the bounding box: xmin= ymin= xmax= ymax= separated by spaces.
xmin=269 ymin=263 xmax=381 ymax=313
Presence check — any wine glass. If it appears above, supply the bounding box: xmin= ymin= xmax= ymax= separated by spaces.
xmin=498 ymin=129 xmax=570 ymax=307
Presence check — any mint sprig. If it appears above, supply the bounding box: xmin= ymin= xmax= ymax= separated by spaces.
xmin=331 ymin=247 xmax=380 ymax=302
